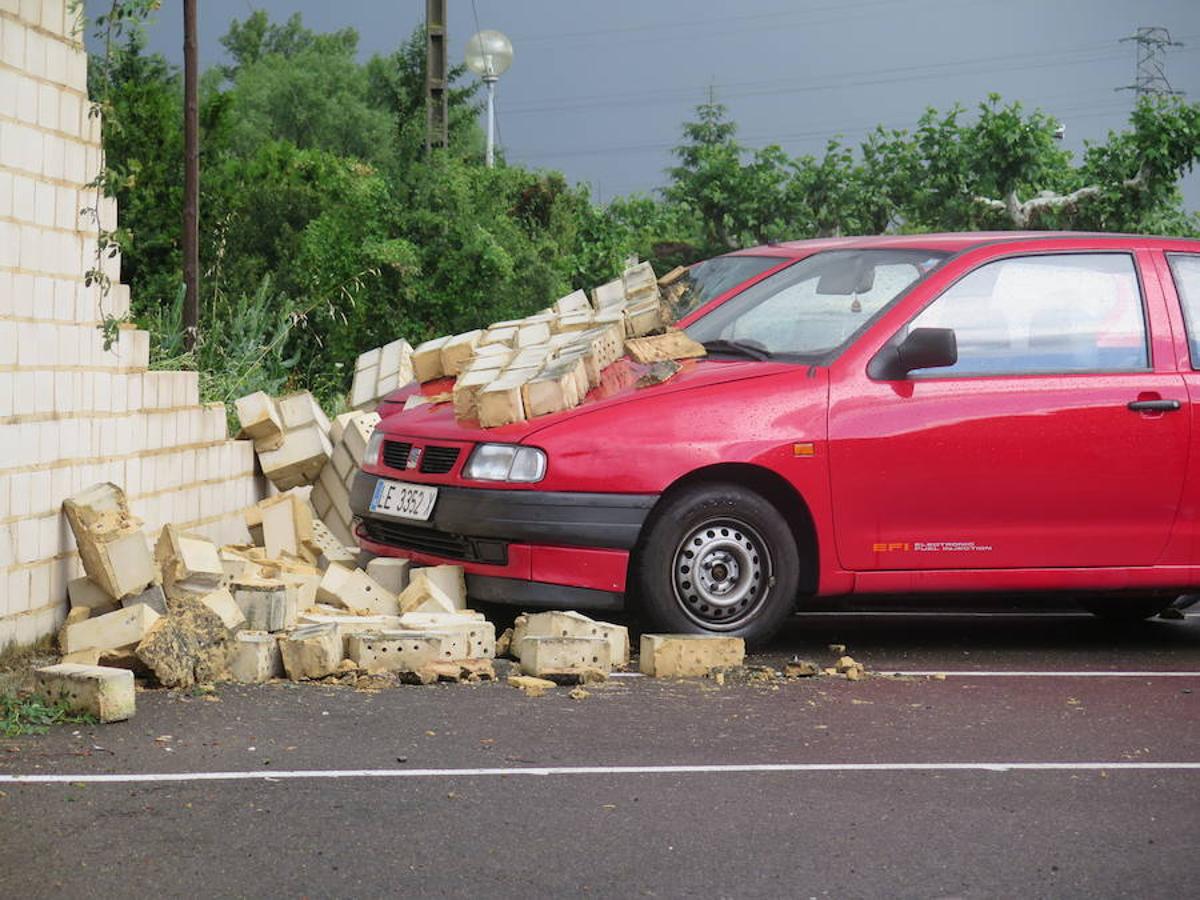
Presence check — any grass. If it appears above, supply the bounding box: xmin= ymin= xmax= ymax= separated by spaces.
xmin=0 ymin=636 xmax=89 ymax=737
xmin=0 ymin=694 xmax=96 ymax=737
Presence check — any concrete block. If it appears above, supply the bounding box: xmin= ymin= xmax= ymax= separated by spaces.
xmin=365 ymin=557 xmax=410 ymax=595
xmin=440 ymin=329 xmax=483 ymax=377
xmin=397 ymin=576 xmax=457 ymax=615
xmin=478 ymin=370 xmax=532 ymax=427
xmin=279 ymin=623 xmax=343 ymax=680
xmin=555 ymin=289 xmax=591 ymax=315
xmin=379 ymin=338 xmax=414 ymax=384
xmin=512 ymin=610 xmax=630 ymax=667
xmin=316 ymin=565 xmax=398 ymax=615
xmin=409 ymin=565 xmax=465 ymax=608
xmin=256 ymin=423 xmax=331 ymax=490
xmin=452 ymin=367 xmax=500 ymax=421
xmin=625 ymin=332 xmax=706 ymax=364
xmin=199 ymin=587 xmax=247 ymax=633
xmin=623 ymin=261 xmax=658 ymax=301
xmin=412 ymin=335 xmax=451 ymax=382
xmin=341 ymin=411 xmax=379 ymax=467
xmin=520 ymin=636 xmax=611 ymax=676
xmin=350 ymin=363 xmax=379 ymax=409
xmin=408 ymin=618 xmax=495 ymax=659
xmin=156 ymin=524 xmax=224 ymax=599
xmin=231 ymin=578 xmax=290 ymax=632
xmin=347 ymin=631 xmax=448 ymax=672
xmin=66 ymin=576 xmax=119 ymax=615
xmin=591 ymin=277 xmax=626 ymax=310
xmin=62 ymin=482 xmax=158 ymax=601
xmin=227 ymin=631 xmax=283 ymax=683
xmin=33 ymin=664 xmax=135 ymax=723
xmin=120 ymin=583 xmax=167 ymax=615
xmin=278 ymin=391 xmax=331 ymax=435
xmin=522 ymin=364 xmax=580 ymax=418
xmin=638 ymin=634 xmax=745 ymax=677
xmin=234 ymin=391 xmax=284 ymax=447
xmin=304 ymin=517 xmax=356 ymax=570
xmin=258 ymin=490 xmax=314 ymax=560
xmin=62 ymin=603 xmax=160 ymax=655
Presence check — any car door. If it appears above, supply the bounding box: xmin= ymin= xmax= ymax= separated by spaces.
xmin=827 ymin=249 xmax=1189 ymax=572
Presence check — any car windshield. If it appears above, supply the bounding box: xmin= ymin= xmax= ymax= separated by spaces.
xmin=669 ymin=255 xmax=783 ymax=320
xmin=683 ymin=249 xmax=948 ymax=359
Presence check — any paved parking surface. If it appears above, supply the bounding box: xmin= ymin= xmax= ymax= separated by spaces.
xmin=1 ymin=609 xmax=1197 ymax=898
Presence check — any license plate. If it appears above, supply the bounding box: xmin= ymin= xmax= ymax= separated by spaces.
xmin=368 ymin=479 xmax=438 ymax=522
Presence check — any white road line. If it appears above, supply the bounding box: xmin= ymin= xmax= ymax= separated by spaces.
xmin=887 ymin=671 xmax=1200 ymax=678
xmin=2 ymin=762 xmax=1199 ymax=785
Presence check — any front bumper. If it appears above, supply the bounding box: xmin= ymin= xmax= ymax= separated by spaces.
xmin=349 ymin=472 xmax=658 ymax=606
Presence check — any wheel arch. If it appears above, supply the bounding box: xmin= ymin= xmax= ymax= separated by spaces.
xmin=633 ymin=463 xmax=819 ymax=595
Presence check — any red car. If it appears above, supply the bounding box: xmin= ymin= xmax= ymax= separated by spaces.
xmin=352 ymin=232 xmax=1200 ymax=642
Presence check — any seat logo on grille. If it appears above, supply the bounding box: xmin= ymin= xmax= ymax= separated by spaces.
xmin=405 ymin=446 xmax=423 ymax=470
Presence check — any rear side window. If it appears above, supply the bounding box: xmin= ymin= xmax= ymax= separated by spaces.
xmin=1166 ymin=254 xmax=1200 ymax=369
xmin=908 ymin=253 xmax=1147 ymax=376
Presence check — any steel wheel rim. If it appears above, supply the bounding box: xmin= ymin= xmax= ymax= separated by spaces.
xmin=671 ymin=517 xmax=772 ymax=630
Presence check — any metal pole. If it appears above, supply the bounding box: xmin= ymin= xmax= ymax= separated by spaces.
xmin=485 ymin=77 xmax=496 ymax=167
xmin=182 ymin=0 xmax=199 ymax=350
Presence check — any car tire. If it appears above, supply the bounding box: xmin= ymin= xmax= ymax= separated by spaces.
xmin=1079 ymin=595 xmax=1176 ymax=621
xmin=631 ymin=482 xmax=801 ymax=645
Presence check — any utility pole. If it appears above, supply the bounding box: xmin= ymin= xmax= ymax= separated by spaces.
xmin=425 ymin=0 xmax=449 ymax=153
xmin=1117 ymin=26 xmax=1183 ymax=97
xmin=182 ymin=0 xmax=199 ymax=350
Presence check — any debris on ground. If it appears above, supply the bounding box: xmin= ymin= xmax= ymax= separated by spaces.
xmin=783 ymin=658 xmax=822 ymax=678
xmin=508 ymin=675 xmax=557 ymax=697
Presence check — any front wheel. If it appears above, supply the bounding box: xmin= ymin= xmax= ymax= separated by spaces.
xmin=1078 ymin=595 xmax=1176 ymax=622
xmin=631 ymin=482 xmax=801 ymax=645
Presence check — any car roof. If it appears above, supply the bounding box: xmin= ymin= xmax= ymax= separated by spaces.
xmin=728 ymin=231 xmax=1200 ymax=259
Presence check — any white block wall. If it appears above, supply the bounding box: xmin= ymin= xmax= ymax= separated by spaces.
xmin=0 ymin=0 xmax=268 ymax=648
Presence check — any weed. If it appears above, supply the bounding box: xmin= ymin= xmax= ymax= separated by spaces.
xmin=0 ymin=694 xmax=96 ymax=738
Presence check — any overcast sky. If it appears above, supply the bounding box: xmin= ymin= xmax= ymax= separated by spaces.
xmin=90 ymin=0 xmax=1200 ymax=210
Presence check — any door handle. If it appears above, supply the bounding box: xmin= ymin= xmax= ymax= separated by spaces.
xmin=1127 ymin=399 xmax=1181 ymax=412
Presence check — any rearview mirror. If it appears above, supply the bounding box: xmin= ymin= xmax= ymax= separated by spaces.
xmin=868 ymin=327 xmax=958 ymax=380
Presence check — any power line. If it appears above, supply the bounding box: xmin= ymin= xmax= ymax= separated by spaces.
xmin=500 ymin=39 xmax=1160 ymax=118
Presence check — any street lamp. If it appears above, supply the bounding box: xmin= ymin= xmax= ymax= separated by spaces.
xmin=464 ymin=29 xmax=513 ymax=167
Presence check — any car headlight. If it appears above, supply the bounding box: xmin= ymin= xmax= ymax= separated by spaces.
xmin=463 ymin=443 xmax=546 ymax=483
xmin=363 ymin=431 xmax=385 ymax=467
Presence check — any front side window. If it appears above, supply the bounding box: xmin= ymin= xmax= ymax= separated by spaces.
xmin=1166 ymin=254 xmax=1200 ymax=368
xmin=906 ymin=253 xmax=1147 ymax=376
xmin=684 ymin=249 xmax=946 ymax=359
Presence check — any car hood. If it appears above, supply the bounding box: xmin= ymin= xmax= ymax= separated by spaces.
xmin=376 ymin=358 xmax=801 ymax=444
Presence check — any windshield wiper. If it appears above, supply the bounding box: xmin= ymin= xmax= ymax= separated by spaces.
xmin=701 ymin=339 xmax=773 ymax=361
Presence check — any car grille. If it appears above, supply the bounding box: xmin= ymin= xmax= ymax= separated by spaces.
xmin=419 ymin=445 xmax=460 ymax=474
xmin=381 ymin=441 xmax=461 ymax=475
xmin=358 ymin=519 xmax=507 ymax=565
xmin=382 ymin=441 xmax=413 ymax=470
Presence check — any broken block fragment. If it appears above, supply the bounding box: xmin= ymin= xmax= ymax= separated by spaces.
xmin=67 ymin=576 xmax=119 ymax=616
xmin=512 ymin=611 xmax=630 ymax=667
xmin=316 ymin=565 xmax=399 ymax=615
xmin=257 ymin=491 xmax=315 ymax=561
xmin=33 ymin=664 xmax=135 ymax=723
xmin=135 ymin=593 xmax=237 ymax=688
xmin=638 ymin=634 xmax=745 ymax=677
xmin=62 ymin=483 xmax=159 ymax=602
xmin=156 ymin=524 xmax=225 ymax=600
xmin=365 ymin=557 xmax=411 ymax=595
xmin=120 ymin=584 xmax=167 ymax=615
xmin=279 ymin=623 xmax=344 ymax=680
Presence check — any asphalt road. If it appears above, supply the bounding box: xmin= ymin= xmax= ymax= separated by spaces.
xmin=1 ymin=609 xmax=1198 ymax=899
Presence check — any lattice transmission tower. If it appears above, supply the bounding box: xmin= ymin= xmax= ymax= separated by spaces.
xmin=1117 ymin=26 xmax=1184 ymax=97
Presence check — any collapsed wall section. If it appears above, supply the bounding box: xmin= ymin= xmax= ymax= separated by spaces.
xmin=0 ymin=0 xmax=267 ymax=647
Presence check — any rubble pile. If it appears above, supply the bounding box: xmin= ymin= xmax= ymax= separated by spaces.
xmin=347 ymin=260 xmax=704 ymax=427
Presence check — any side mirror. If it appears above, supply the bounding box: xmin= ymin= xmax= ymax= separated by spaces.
xmin=868 ymin=327 xmax=958 ymax=380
